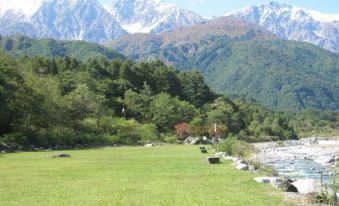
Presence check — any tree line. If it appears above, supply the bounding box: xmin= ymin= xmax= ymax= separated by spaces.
xmin=0 ymin=51 xmax=338 ymax=149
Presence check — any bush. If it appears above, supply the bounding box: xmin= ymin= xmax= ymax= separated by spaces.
xmin=217 ymin=134 xmax=254 ymax=157
xmin=163 ymin=134 xmax=177 ymax=144
xmin=1 ymin=132 xmax=28 ymax=146
xmin=138 ymin=123 xmax=158 ymax=142
xmin=175 ymin=122 xmax=189 ymax=140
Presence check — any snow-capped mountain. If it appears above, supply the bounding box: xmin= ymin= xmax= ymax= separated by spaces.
xmin=226 ymin=1 xmax=339 ymax=53
xmin=0 ymin=0 xmax=204 ymax=42
xmin=30 ymin=0 xmax=128 ymax=42
xmin=105 ymin=0 xmax=205 ymax=34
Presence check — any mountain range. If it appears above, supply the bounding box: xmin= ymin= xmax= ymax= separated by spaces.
xmin=0 ymin=0 xmax=338 ymax=53
xmin=0 ymin=0 xmax=205 ymax=43
xmin=226 ymin=1 xmax=339 ymax=53
xmin=106 ymin=17 xmax=339 ymax=111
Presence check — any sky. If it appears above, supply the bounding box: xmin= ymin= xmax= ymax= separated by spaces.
xmin=101 ymin=0 xmax=339 ymax=18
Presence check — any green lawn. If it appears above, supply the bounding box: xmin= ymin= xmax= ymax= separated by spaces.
xmin=0 ymin=145 xmax=293 ymax=206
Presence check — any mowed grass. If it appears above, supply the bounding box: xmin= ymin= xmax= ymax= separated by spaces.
xmin=0 ymin=145 xmax=293 ymax=206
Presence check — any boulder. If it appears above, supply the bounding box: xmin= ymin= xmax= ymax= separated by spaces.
xmin=184 ymin=137 xmax=200 ymax=145
xmin=236 ymin=163 xmax=248 ymax=170
xmin=207 ymin=157 xmax=220 ymax=164
xmin=144 ymin=143 xmax=154 ymax=147
xmin=53 ymin=153 xmax=71 ymax=158
xmin=214 ymin=152 xmax=226 ymax=158
xmin=191 ymin=138 xmax=200 ymax=145
xmin=288 ymin=179 xmax=322 ymax=194
xmin=202 ymin=136 xmax=213 ymax=144
xmin=255 ymin=177 xmax=293 ymax=189
xmin=327 ymin=156 xmax=336 ymax=164
xmin=248 ymin=165 xmax=256 ymax=171
xmin=235 ymin=159 xmax=246 ymax=165
xmin=1 ymin=150 xmax=5 ymax=154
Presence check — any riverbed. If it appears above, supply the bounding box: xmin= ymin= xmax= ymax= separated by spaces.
xmin=252 ymin=137 xmax=339 ymax=184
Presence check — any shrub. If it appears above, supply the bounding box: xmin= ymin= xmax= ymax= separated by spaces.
xmin=163 ymin=134 xmax=177 ymax=144
xmin=1 ymin=132 xmax=28 ymax=146
xmin=138 ymin=123 xmax=158 ymax=142
xmin=217 ymin=134 xmax=254 ymax=157
xmin=175 ymin=122 xmax=189 ymax=140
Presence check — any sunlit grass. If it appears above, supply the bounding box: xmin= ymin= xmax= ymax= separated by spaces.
xmin=0 ymin=145 xmax=294 ymax=206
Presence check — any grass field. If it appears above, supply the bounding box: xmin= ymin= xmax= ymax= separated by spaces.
xmin=0 ymin=145 xmax=294 ymax=206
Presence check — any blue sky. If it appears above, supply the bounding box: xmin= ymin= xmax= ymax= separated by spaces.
xmin=101 ymin=0 xmax=339 ymax=17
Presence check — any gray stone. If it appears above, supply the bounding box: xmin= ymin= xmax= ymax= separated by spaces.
xmin=236 ymin=163 xmax=248 ymax=170
xmin=255 ymin=177 xmax=292 ymax=189
xmin=248 ymin=165 xmax=256 ymax=171
xmin=1 ymin=150 xmax=5 ymax=154
xmin=184 ymin=137 xmax=200 ymax=145
xmin=289 ymin=179 xmax=322 ymax=194
xmin=207 ymin=157 xmax=220 ymax=164
xmin=214 ymin=152 xmax=226 ymax=158
xmin=144 ymin=143 xmax=154 ymax=147
xmin=327 ymin=156 xmax=335 ymax=164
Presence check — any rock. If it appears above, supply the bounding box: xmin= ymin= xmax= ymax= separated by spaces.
xmin=288 ymin=179 xmax=322 ymax=194
xmin=53 ymin=153 xmax=71 ymax=158
xmin=214 ymin=152 xmax=226 ymax=158
xmin=255 ymin=177 xmax=292 ymax=189
xmin=327 ymin=156 xmax=335 ymax=164
xmin=202 ymin=136 xmax=212 ymax=144
xmin=190 ymin=138 xmax=200 ymax=145
xmin=248 ymin=165 xmax=256 ymax=171
xmin=255 ymin=177 xmax=279 ymax=184
xmin=236 ymin=163 xmax=248 ymax=170
xmin=201 ymin=149 xmax=208 ymax=153
xmin=235 ymin=159 xmax=246 ymax=165
xmin=184 ymin=137 xmax=200 ymax=145
xmin=207 ymin=157 xmax=220 ymax=164
xmin=144 ymin=143 xmax=154 ymax=147
xmin=224 ymin=156 xmax=236 ymax=161
xmin=1 ymin=150 xmax=5 ymax=154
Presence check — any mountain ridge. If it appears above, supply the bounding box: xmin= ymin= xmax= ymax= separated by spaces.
xmin=226 ymin=1 xmax=339 ymax=53
xmin=0 ymin=0 xmax=204 ymax=42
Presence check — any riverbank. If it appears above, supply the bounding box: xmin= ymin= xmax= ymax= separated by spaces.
xmin=251 ymin=137 xmax=339 ymax=205
xmin=252 ymin=137 xmax=339 ymax=180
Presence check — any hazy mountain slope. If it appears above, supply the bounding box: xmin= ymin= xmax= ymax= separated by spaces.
xmin=0 ymin=36 xmax=125 ymax=60
xmin=106 ymin=17 xmax=339 ymax=111
xmin=226 ymin=1 xmax=339 ymax=53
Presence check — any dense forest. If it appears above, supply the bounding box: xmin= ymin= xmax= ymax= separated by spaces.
xmin=1 ymin=49 xmax=338 ymax=149
xmin=0 ymin=35 xmax=124 ymax=60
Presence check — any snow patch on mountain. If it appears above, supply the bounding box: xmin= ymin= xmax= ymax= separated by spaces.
xmin=106 ymin=0 xmax=205 ymax=34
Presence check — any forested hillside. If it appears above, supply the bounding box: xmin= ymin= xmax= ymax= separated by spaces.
xmin=0 ymin=35 xmax=124 ymax=60
xmin=1 ymin=50 xmax=338 ymax=149
xmin=107 ymin=17 xmax=339 ymax=111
